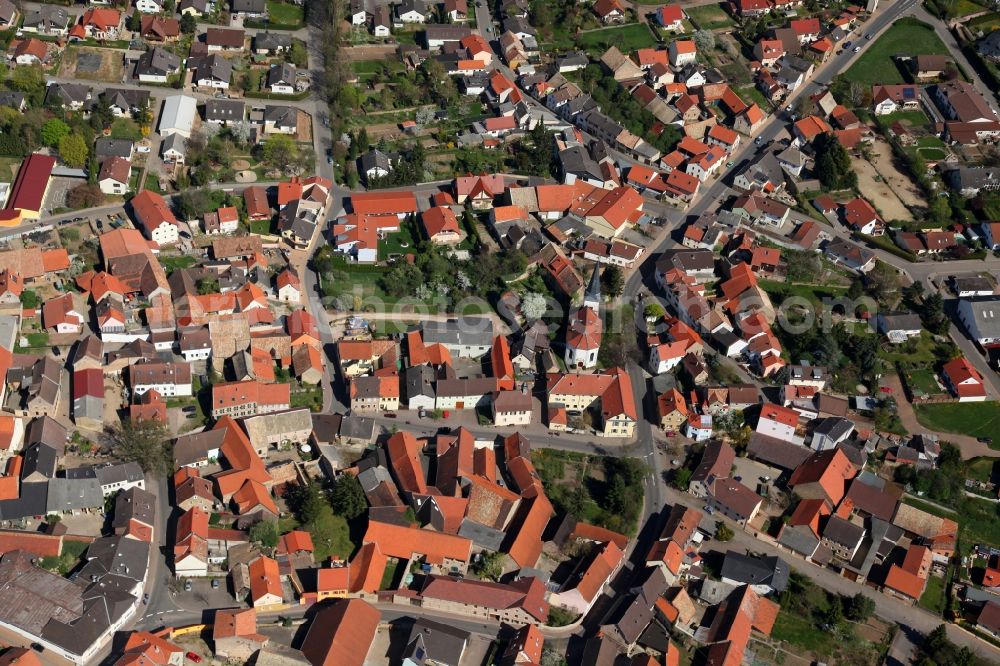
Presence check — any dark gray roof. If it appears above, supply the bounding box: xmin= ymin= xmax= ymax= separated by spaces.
xmin=559 ymin=145 xmax=602 ymax=182
xmin=46 ymin=477 xmax=103 ymax=513
xmin=421 ymin=318 xmax=494 ymax=348
xmin=21 ymin=443 xmax=58 ymax=482
xmin=112 ymin=486 xmax=156 ymax=531
xmin=657 ymin=248 xmax=715 ymax=273
xmin=720 ymin=551 xmax=789 ymax=593
xmin=45 ymin=82 xmax=90 ymax=107
xmin=174 ymin=429 xmax=226 ymax=467
xmin=232 ymin=0 xmax=265 ymax=12
xmin=777 ymin=524 xmax=820 ymax=557
xmin=402 ymin=617 xmax=469 ymax=666
xmin=747 ymin=432 xmax=810 ymax=470
xmin=94 ymin=462 xmax=144 ymax=488
xmin=457 ymin=519 xmax=505 ymax=550
xmin=310 ymin=414 xmax=342 ymax=444
xmin=95 ymin=138 xmax=134 ymax=160
xmin=404 ymin=364 xmax=436 ymax=401
xmin=822 ymin=515 xmax=866 ymax=549
xmin=813 ymin=416 xmax=854 ymax=440
xmin=339 ymin=415 xmax=376 ymax=441
xmin=266 ymin=63 xmax=296 ymax=88
xmin=264 ymin=104 xmax=297 ymax=129
xmin=0 ymin=481 xmax=47 ymax=519
xmin=136 ymin=47 xmax=181 ymax=77
xmin=254 ymin=32 xmax=292 ymax=51
xmin=23 ymin=5 xmax=68 ymax=30
xmin=193 ymin=54 xmax=233 ymax=82
xmin=205 ymin=98 xmax=245 ymax=123
xmin=26 ymin=416 xmax=67 ymax=453
xmin=102 ymin=88 xmax=150 ymax=113
xmin=359 ymin=149 xmax=393 ymax=176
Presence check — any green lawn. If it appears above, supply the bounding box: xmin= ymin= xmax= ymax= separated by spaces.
xmin=918 ymin=147 xmax=948 ymax=160
xmin=266 ymin=0 xmax=304 ymax=27
xmin=250 ymin=218 xmax=277 ymax=235
xmin=968 ymin=457 xmax=997 ymax=484
xmin=914 ymin=401 xmax=1000 ymax=447
xmin=880 ymin=331 xmax=955 ymax=366
xmin=576 ymin=24 xmax=657 ymax=53
xmin=684 ymin=3 xmax=734 ymax=29
xmin=918 ymin=573 xmax=946 ymax=615
xmin=759 ymin=279 xmax=848 ymax=307
xmin=310 ymin=512 xmax=355 ymax=562
xmin=916 ymin=135 xmax=945 ymax=147
xmin=881 ymin=110 xmax=931 ymax=127
xmin=380 ymin=558 xmax=400 ymax=589
xmin=968 ymin=11 xmax=1000 ymax=32
xmin=954 ymin=0 xmax=988 ymax=16
xmin=844 ymin=18 xmax=950 ymax=85
xmin=144 ymin=173 xmax=162 ymax=194
xmin=159 ymin=255 xmax=198 ymax=272
xmin=25 ymin=331 xmax=49 ymax=348
xmin=905 ymin=368 xmax=943 ymax=396
xmin=959 ymin=496 xmax=1000 ymax=549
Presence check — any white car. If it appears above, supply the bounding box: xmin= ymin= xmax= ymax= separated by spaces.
xmin=853 ymin=46 xmax=861 ymax=53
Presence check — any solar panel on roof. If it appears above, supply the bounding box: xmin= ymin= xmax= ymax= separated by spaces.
xmin=903 ymin=88 xmax=915 ymax=99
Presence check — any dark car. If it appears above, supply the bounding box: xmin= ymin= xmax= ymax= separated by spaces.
xmin=979 ymin=436 xmax=993 ymax=444
xmin=182 ymin=406 xmax=197 ymax=413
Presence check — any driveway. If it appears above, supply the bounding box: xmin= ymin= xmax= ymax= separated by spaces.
xmin=884 ymin=374 xmax=999 ymax=459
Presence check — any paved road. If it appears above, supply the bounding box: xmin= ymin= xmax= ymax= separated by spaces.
xmin=658 ymin=482 xmax=1000 ymax=661
xmin=883 ymin=373 xmax=999 ymax=459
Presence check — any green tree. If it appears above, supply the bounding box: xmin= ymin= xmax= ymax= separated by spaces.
xmin=471 ymin=550 xmax=505 ymax=581
xmin=20 ymin=290 xmax=39 ymax=309
xmin=644 ymin=303 xmax=666 ymax=320
xmin=128 ymin=10 xmax=142 ymax=32
xmin=672 ymin=467 xmax=692 ymax=490
xmin=197 ymin=276 xmax=220 ymax=294
xmin=843 ymin=592 xmax=875 ymax=622
xmin=103 ymin=419 xmax=172 ymax=477
xmin=814 ymin=132 xmax=857 ymax=190
xmin=58 ymin=134 xmax=89 ymax=168
xmin=715 ymin=522 xmax=734 ymax=542
xmin=41 ymin=119 xmax=70 ymax=148
xmin=180 ymin=12 xmax=197 ymax=33
xmin=357 ymin=127 xmax=370 ymax=153
xmin=920 ymin=292 xmax=949 ymax=334
xmin=249 ymin=520 xmax=280 ymax=549
xmin=330 ymin=473 xmax=367 ymax=519
xmin=601 ymin=265 xmax=624 ymax=298
xmin=288 ymin=481 xmax=327 ymax=524
xmin=262 ymin=134 xmax=298 ymax=171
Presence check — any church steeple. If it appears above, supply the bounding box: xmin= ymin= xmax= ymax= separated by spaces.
xmin=583 ymin=263 xmax=601 ymax=310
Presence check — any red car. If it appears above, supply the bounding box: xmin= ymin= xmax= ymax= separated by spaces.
xmin=185 ymin=653 xmax=202 ymax=663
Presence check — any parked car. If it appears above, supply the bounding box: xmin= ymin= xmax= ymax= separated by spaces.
xmin=853 ymin=46 xmax=861 ymax=52
xmin=211 ymin=579 xmax=220 ymax=589
xmin=184 ymin=580 xmax=192 ymax=592
xmin=185 ymin=653 xmax=202 ymax=663
xmin=182 ymin=406 xmax=196 ymax=413
xmin=142 ymin=593 xmax=149 ymax=604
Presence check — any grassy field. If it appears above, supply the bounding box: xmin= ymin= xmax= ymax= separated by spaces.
xmin=759 ymin=279 xmax=849 ymax=307
xmin=144 ymin=173 xmax=162 ymax=194
xmin=880 ymin=331 xmax=956 ymax=366
xmin=914 ymin=401 xmax=1000 ymax=447
xmin=844 ymin=19 xmax=950 ymax=85
xmin=954 ymin=0 xmax=988 ymax=16
xmin=684 ymin=3 xmax=735 ymax=29
xmin=918 ymin=147 xmax=948 ymax=160
xmin=918 ymin=573 xmax=946 ymax=614
xmin=159 ymin=255 xmax=198 ymax=272
xmin=576 ymin=24 xmax=658 ymax=53
xmin=266 ymin=0 xmax=304 ymax=27
xmin=967 ymin=11 xmax=1000 ymax=32
xmin=880 ymin=110 xmax=930 ymax=127
xmin=960 ymin=496 xmax=1000 ymax=549
xmin=968 ymin=457 xmax=997 ymax=484
xmin=905 ymin=368 xmax=943 ymax=396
